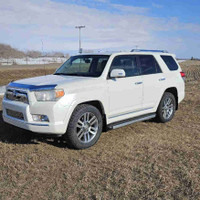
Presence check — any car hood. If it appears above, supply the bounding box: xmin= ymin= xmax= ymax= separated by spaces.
xmin=9 ymin=75 xmax=95 ymax=90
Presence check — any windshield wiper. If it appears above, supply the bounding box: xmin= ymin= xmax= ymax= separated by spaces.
xmin=54 ymin=73 xmax=81 ymax=76
xmin=54 ymin=73 xmax=68 ymax=75
xmin=54 ymin=73 xmax=90 ymax=76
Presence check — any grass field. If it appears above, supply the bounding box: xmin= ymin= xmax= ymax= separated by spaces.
xmin=0 ymin=63 xmax=60 ymax=86
xmin=0 ymin=61 xmax=200 ymax=199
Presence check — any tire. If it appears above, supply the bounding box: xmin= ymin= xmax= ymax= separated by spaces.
xmin=156 ymin=92 xmax=176 ymax=123
xmin=64 ymin=104 xmax=103 ymax=149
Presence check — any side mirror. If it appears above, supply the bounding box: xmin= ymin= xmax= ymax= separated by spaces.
xmin=110 ymin=69 xmax=126 ymax=78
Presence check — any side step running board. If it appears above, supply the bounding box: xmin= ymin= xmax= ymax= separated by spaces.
xmin=107 ymin=113 xmax=156 ymax=130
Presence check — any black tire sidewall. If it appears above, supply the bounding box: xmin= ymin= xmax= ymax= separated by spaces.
xmin=65 ymin=104 xmax=103 ymax=149
xmin=157 ymin=92 xmax=176 ymax=123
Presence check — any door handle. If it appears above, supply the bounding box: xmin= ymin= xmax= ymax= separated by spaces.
xmin=159 ymin=78 xmax=166 ymax=81
xmin=135 ymin=82 xmax=143 ymax=85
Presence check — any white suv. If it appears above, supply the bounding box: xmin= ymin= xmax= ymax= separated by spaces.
xmin=2 ymin=50 xmax=185 ymax=149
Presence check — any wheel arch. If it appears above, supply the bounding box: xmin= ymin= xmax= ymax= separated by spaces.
xmin=78 ymin=100 xmax=108 ymax=132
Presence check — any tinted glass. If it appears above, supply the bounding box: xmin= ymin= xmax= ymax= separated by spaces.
xmin=110 ymin=55 xmax=139 ymax=77
xmin=96 ymin=57 xmax=109 ymax=73
xmin=55 ymin=55 xmax=110 ymax=77
xmin=70 ymin=57 xmax=91 ymax=73
xmin=138 ymin=55 xmax=162 ymax=75
xmin=161 ymin=55 xmax=179 ymax=71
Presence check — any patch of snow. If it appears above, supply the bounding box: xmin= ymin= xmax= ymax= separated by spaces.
xmin=0 ymin=57 xmax=66 ymax=65
xmin=178 ymin=60 xmax=186 ymax=63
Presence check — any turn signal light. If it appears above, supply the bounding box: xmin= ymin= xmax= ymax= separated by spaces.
xmin=55 ymin=90 xmax=65 ymax=98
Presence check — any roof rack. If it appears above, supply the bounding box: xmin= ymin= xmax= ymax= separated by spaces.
xmin=131 ymin=49 xmax=168 ymax=53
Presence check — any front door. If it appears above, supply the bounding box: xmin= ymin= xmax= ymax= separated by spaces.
xmin=107 ymin=55 xmax=143 ymax=120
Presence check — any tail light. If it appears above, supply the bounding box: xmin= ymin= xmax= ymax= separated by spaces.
xmin=180 ymin=72 xmax=186 ymax=81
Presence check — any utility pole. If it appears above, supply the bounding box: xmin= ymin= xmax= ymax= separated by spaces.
xmin=75 ymin=25 xmax=85 ymax=54
xmin=41 ymin=39 xmax=46 ymax=76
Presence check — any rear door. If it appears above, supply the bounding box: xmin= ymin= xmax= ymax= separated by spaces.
xmin=137 ymin=55 xmax=165 ymax=109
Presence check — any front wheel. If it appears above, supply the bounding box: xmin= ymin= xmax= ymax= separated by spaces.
xmin=64 ymin=104 xmax=103 ymax=149
xmin=156 ymin=92 xmax=176 ymax=123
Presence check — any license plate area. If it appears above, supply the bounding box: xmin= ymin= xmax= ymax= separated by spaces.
xmin=6 ymin=109 xmax=24 ymax=120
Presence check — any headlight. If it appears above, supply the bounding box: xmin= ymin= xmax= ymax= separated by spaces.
xmin=34 ymin=89 xmax=65 ymax=101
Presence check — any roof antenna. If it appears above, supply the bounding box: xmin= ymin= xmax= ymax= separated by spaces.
xmin=41 ymin=39 xmax=46 ymax=76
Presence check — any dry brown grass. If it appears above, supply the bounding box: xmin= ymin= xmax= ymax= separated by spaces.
xmin=0 ymin=63 xmax=60 ymax=86
xmin=0 ymin=61 xmax=200 ymax=199
xmin=181 ymin=60 xmax=200 ymax=82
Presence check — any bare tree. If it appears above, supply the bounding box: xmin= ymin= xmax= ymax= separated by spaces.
xmin=26 ymin=50 xmax=42 ymax=58
xmin=0 ymin=43 xmax=25 ymax=58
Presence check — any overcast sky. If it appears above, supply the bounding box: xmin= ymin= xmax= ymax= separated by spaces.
xmin=0 ymin=0 xmax=200 ymax=58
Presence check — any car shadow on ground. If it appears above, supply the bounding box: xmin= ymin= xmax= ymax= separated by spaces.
xmin=0 ymin=110 xmax=157 ymax=148
xmin=0 ymin=111 xmax=69 ymax=148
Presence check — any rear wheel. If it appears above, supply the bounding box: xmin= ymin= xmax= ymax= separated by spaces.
xmin=64 ymin=104 xmax=103 ymax=149
xmin=156 ymin=92 xmax=176 ymax=123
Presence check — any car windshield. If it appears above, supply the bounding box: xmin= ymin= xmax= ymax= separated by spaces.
xmin=55 ymin=55 xmax=110 ymax=77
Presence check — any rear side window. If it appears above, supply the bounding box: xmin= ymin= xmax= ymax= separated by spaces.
xmin=161 ymin=56 xmax=179 ymax=71
xmin=138 ymin=55 xmax=162 ymax=75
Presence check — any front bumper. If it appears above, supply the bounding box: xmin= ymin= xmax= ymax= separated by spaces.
xmin=2 ymin=98 xmax=69 ymax=135
xmin=3 ymin=114 xmax=66 ymax=134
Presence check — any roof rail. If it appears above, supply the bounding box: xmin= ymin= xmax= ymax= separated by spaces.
xmin=131 ymin=49 xmax=168 ymax=53
xmin=97 ymin=50 xmax=123 ymax=54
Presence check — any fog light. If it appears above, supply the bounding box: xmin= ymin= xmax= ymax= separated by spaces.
xmin=32 ymin=114 xmax=49 ymax=122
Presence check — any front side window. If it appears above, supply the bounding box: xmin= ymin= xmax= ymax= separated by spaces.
xmin=109 ymin=55 xmax=139 ymax=77
xmin=138 ymin=55 xmax=162 ymax=75
xmin=55 ymin=55 xmax=110 ymax=77
xmin=161 ymin=55 xmax=179 ymax=71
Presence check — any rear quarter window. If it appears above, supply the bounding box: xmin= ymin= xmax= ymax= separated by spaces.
xmin=161 ymin=55 xmax=179 ymax=71
xmin=138 ymin=55 xmax=162 ymax=75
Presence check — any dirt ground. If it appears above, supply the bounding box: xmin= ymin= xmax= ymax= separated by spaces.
xmin=0 ymin=61 xmax=200 ymax=199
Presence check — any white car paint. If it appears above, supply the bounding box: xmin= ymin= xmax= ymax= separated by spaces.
xmin=2 ymin=51 xmax=185 ymax=135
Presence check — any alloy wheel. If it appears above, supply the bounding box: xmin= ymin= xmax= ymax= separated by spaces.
xmin=76 ymin=112 xmax=98 ymax=143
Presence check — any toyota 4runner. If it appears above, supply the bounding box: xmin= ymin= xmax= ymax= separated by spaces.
xmin=2 ymin=50 xmax=185 ymax=149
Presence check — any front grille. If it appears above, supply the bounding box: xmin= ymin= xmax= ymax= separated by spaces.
xmin=6 ymin=109 xmax=24 ymax=120
xmin=6 ymin=88 xmax=28 ymax=104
